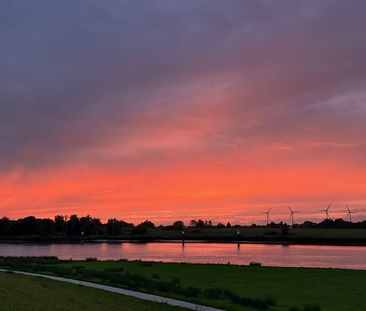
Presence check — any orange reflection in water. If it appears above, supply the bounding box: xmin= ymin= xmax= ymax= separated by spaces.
xmin=0 ymin=242 xmax=366 ymax=270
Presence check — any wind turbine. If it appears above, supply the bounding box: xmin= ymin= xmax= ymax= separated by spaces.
xmin=322 ymin=202 xmax=332 ymax=220
xmin=262 ymin=208 xmax=272 ymax=226
xmin=287 ymin=206 xmax=299 ymax=227
xmin=346 ymin=204 xmax=355 ymax=223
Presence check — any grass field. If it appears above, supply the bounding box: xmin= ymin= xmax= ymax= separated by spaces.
xmin=2 ymin=227 xmax=366 ymax=245
xmin=142 ymin=227 xmax=366 ymax=242
xmin=0 ymin=270 xmax=184 ymax=311
xmin=1 ymin=257 xmax=365 ymax=311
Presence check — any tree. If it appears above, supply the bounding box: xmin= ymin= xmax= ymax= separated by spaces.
xmin=38 ymin=218 xmax=54 ymax=236
xmin=54 ymin=215 xmax=66 ymax=233
xmin=66 ymin=215 xmax=80 ymax=235
xmin=189 ymin=219 xmax=213 ymax=228
xmin=19 ymin=216 xmax=38 ymax=235
xmin=281 ymin=223 xmax=289 ymax=236
xmin=0 ymin=217 xmax=13 ymax=235
xmin=79 ymin=215 xmax=104 ymax=235
xmin=107 ymin=218 xmax=124 ymax=235
xmin=138 ymin=220 xmax=155 ymax=228
xmin=172 ymin=220 xmax=184 ymax=230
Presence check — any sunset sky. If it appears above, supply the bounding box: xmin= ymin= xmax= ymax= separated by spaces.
xmin=1 ymin=0 xmax=366 ymax=224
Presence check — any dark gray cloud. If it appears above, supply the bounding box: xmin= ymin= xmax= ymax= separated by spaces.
xmin=1 ymin=0 xmax=366 ymax=173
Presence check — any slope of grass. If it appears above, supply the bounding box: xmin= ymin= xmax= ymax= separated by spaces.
xmin=2 ymin=228 xmax=366 ymax=244
xmin=73 ymin=260 xmax=365 ymax=311
xmin=141 ymin=227 xmax=366 ymax=243
xmin=0 ymin=270 xmax=183 ymax=311
xmin=1 ymin=257 xmax=365 ymax=311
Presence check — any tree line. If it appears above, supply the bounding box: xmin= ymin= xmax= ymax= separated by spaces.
xmin=0 ymin=215 xmax=365 ymax=237
xmin=0 ymin=215 xmax=178 ymax=237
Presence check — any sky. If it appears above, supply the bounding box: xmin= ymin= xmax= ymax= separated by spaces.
xmin=1 ymin=0 xmax=366 ymax=225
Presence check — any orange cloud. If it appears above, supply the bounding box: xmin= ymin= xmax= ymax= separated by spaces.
xmin=1 ymin=146 xmax=365 ymax=224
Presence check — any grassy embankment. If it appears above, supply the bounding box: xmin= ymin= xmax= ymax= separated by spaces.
xmin=133 ymin=227 xmax=366 ymax=244
xmin=1 ymin=257 xmax=365 ymax=311
xmin=0 ymin=270 xmax=183 ymax=311
xmin=2 ymin=227 xmax=366 ymax=244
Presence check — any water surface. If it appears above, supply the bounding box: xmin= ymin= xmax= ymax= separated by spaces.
xmin=1 ymin=242 xmax=365 ymax=270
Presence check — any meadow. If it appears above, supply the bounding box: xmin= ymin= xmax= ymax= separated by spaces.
xmin=3 ymin=227 xmax=366 ymax=245
xmin=1 ymin=257 xmax=365 ymax=311
xmin=140 ymin=227 xmax=366 ymax=244
xmin=0 ymin=270 xmax=183 ymax=311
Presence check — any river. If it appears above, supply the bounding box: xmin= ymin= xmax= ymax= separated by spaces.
xmin=1 ymin=242 xmax=365 ymax=270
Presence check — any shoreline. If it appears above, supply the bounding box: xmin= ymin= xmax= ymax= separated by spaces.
xmin=1 ymin=238 xmax=366 ymax=247
xmin=1 ymin=256 xmax=365 ymax=310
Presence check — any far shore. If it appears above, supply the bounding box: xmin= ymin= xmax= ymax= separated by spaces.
xmin=1 ymin=227 xmax=366 ymax=247
xmin=1 ymin=237 xmax=366 ymax=246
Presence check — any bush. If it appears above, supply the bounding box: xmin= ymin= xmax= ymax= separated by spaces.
xmin=281 ymin=224 xmax=290 ymax=236
xmin=85 ymin=257 xmax=98 ymax=262
xmin=2 ymin=256 xmax=59 ymax=263
xmin=304 ymin=305 xmax=321 ymax=311
xmin=289 ymin=305 xmax=321 ymax=311
xmin=136 ymin=260 xmax=152 ymax=267
xmin=181 ymin=286 xmax=201 ymax=297
xmin=104 ymin=267 xmax=124 ymax=272
xmin=130 ymin=226 xmax=147 ymax=235
xmin=204 ymin=288 xmax=224 ymax=299
xmin=170 ymin=277 xmax=180 ymax=284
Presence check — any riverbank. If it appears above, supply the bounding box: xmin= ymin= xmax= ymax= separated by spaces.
xmin=0 ymin=257 xmax=365 ymax=311
xmin=1 ymin=269 xmax=221 ymax=311
xmin=0 ymin=268 xmax=183 ymax=311
xmin=1 ymin=241 xmax=365 ymax=269
xmin=2 ymin=239 xmax=366 ymax=247
xmin=1 ymin=227 xmax=366 ymax=246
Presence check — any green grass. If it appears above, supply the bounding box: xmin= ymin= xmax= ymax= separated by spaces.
xmin=3 ymin=227 xmax=366 ymax=244
xmin=0 ymin=270 xmax=184 ymax=311
xmin=105 ymin=227 xmax=366 ymax=244
xmin=1 ymin=257 xmax=365 ymax=311
xmin=69 ymin=260 xmax=365 ymax=311
xmin=146 ymin=227 xmax=366 ymax=241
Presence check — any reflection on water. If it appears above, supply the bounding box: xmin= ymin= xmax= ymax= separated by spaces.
xmin=1 ymin=242 xmax=366 ymax=270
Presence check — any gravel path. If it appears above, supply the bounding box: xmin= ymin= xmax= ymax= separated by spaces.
xmin=0 ymin=269 xmax=226 ymax=311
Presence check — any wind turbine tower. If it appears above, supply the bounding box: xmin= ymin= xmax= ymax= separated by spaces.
xmin=322 ymin=202 xmax=332 ymax=220
xmin=346 ymin=204 xmax=355 ymax=223
xmin=262 ymin=208 xmax=272 ymax=226
xmin=288 ymin=206 xmax=299 ymax=227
